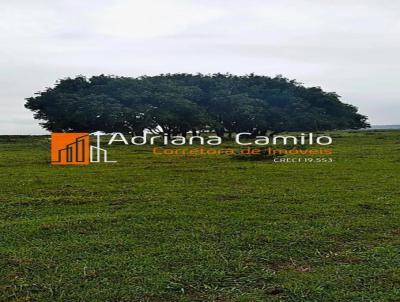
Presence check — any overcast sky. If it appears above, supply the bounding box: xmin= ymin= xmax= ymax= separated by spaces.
xmin=1 ymin=0 xmax=399 ymax=134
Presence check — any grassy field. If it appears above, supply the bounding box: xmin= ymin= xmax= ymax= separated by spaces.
xmin=0 ymin=131 xmax=399 ymax=301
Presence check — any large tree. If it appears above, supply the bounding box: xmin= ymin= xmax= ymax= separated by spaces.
xmin=25 ymin=74 xmax=369 ymax=136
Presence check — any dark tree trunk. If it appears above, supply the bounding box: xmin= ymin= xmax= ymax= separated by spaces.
xmin=135 ymin=128 xmax=145 ymax=136
xmin=164 ymin=128 xmax=172 ymax=139
xmin=215 ymin=129 xmax=224 ymax=138
xmin=181 ymin=129 xmax=187 ymax=138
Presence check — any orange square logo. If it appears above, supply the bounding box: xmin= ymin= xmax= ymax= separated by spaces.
xmin=51 ymin=133 xmax=90 ymax=165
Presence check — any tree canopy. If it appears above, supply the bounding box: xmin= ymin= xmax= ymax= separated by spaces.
xmin=25 ymin=73 xmax=369 ymax=136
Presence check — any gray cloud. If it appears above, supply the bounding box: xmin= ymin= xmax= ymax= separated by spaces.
xmin=1 ymin=0 xmax=399 ymax=134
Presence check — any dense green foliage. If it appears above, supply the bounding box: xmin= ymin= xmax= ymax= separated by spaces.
xmin=25 ymin=74 xmax=369 ymax=136
xmin=0 ymin=131 xmax=399 ymax=301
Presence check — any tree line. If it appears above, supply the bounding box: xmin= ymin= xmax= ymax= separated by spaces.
xmin=25 ymin=73 xmax=369 ymax=137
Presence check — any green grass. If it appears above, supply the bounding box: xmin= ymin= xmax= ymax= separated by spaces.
xmin=0 ymin=131 xmax=399 ymax=301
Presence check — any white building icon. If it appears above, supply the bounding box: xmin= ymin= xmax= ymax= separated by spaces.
xmin=90 ymin=132 xmax=117 ymax=163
